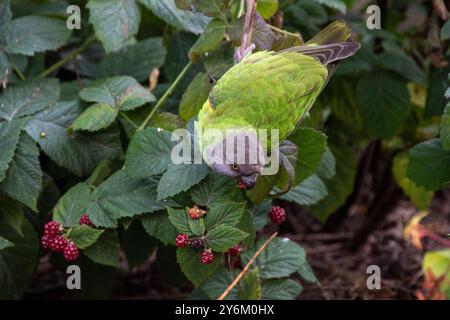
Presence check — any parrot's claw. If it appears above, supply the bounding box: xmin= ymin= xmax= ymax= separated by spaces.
xmin=234 ymin=43 xmax=256 ymax=63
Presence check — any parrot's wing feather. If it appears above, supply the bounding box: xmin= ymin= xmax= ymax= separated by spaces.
xmin=280 ymin=42 xmax=361 ymax=66
xmin=305 ymin=20 xmax=355 ymax=45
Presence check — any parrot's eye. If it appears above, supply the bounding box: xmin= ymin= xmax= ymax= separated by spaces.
xmin=231 ymin=163 xmax=239 ymax=171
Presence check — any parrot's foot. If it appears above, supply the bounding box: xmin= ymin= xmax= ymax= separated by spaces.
xmin=234 ymin=43 xmax=256 ymax=63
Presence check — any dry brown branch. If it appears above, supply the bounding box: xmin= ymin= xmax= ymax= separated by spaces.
xmin=217 ymin=232 xmax=277 ymax=300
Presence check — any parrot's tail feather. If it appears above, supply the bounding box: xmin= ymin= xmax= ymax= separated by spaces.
xmin=282 ymin=42 xmax=360 ymax=66
xmin=305 ymin=20 xmax=355 ymax=46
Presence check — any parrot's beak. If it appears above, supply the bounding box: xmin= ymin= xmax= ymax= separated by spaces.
xmin=238 ymin=174 xmax=259 ymax=190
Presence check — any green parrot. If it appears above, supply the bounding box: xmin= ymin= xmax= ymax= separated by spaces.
xmin=196 ymin=20 xmax=360 ymax=189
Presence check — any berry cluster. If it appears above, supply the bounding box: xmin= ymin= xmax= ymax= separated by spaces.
xmin=41 ymin=221 xmax=79 ymax=261
xmin=269 ymin=206 xmax=286 ymax=224
xmin=175 ymin=234 xmax=213 ymax=264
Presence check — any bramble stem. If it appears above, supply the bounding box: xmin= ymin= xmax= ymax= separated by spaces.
xmin=268 ymin=24 xmax=302 ymax=39
xmin=12 ymin=63 xmax=26 ymax=81
xmin=39 ymin=34 xmax=96 ymax=78
xmin=138 ymin=61 xmax=192 ymax=131
xmin=217 ymin=232 xmax=278 ymax=300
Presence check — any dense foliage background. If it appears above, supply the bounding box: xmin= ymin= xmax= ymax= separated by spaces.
xmin=0 ymin=0 xmax=449 ymax=300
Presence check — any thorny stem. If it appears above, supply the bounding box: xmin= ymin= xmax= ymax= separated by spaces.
xmin=235 ymin=0 xmax=257 ymax=63
xmin=217 ymin=232 xmax=278 ymax=300
xmin=39 ymin=34 xmax=96 ymax=78
xmin=138 ymin=61 xmax=193 ymax=131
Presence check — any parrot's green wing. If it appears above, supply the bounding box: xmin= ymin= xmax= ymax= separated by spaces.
xmin=197 ymin=20 xmax=360 ymax=149
xmin=203 ymin=51 xmax=327 ymax=142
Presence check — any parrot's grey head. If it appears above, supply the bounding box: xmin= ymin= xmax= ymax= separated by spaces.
xmin=204 ymin=130 xmax=266 ymax=190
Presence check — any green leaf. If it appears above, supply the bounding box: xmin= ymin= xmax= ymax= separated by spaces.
xmin=310 ymin=140 xmax=356 ymax=222
xmin=179 ymin=72 xmax=214 ymax=121
xmin=79 ymin=76 xmax=155 ymax=111
xmin=441 ymin=20 xmax=450 ymax=40
xmin=141 ymin=211 xmax=178 ymax=245
xmin=84 ymin=230 xmax=120 ymax=267
xmin=297 ymin=260 xmax=319 ymax=284
xmin=53 ymin=183 xmax=91 ymax=227
xmin=201 ymin=268 xmax=240 ymax=300
xmin=0 ymin=51 xmax=9 ymax=84
xmin=125 ymin=127 xmax=174 ymax=178
xmin=261 ymin=279 xmax=303 ymax=300
xmin=140 ymin=0 xmax=210 ymax=34
xmin=316 ymin=147 xmax=336 ymax=180
xmin=71 ymin=103 xmax=119 ymax=132
xmin=189 ymin=217 xmax=205 ymax=236
xmin=250 ymin=199 xmax=271 ymax=231
xmin=290 ymin=127 xmax=327 ymax=183
xmin=422 ymin=249 xmax=450 ymax=299
xmin=25 ymin=101 xmax=122 ymax=176
xmin=0 ymin=1 xmax=11 ymax=43
xmin=407 ymin=139 xmax=450 ymax=191
xmin=256 ymin=0 xmax=278 ymax=19
xmin=393 ymin=152 xmax=433 ymax=210
xmin=0 ymin=78 xmax=59 ymax=121
xmin=86 ymin=170 xmax=166 ymax=228
xmin=205 ymin=201 xmax=246 ymax=229
xmin=188 ymin=18 xmax=226 ymax=62
xmin=203 ymin=42 xmax=234 ymax=78
xmin=5 ymin=16 xmax=71 ymax=55
xmin=312 ymin=0 xmax=346 ymax=13
xmin=97 ymin=37 xmax=166 ymax=82
xmin=68 ymin=225 xmax=104 ymax=249
xmin=280 ymin=174 xmax=328 ymax=206
xmin=0 ymin=119 xmax=26 ymax=183
xmin=0 ymin=236 xmax=13 ymax=251
xmin=176 ymin=246 xmax=221 ymax=286
xmin=191 ymin=173 xmax=243 ymax=207
xmin=0 ymin=216 xmax=39 ymax=299
xmin=167 ymin=207 xmax=192 ymax=235
xmin=207 ymin=225 xmax=248 ymax=252
xmin=440 ymin=103 xmax=450 ymax=151
xmin=1 ymin=133 xmax=42 ymax=210
xmin=229 ymin=13 xmax=275 ymax=50
xmin=87 ymin=0 xmax=140 ymax=53
xmin=238 ymin=267 xmax=261 ymax=300
xmin=175 ymin=0 xmax=230 ymax=17
xmin=241 ymin=237 xmax=306 ymax=279
xmin=0 ymin=198 xmax=24 ymax=236
xmin=424 ymin=68 xmax=448 ymax=117
xmin=357 ymin=71 xmax=410 ymax=138
xmin=377 ymin=51 xmax=427 ymax=86
xmin=236 ymin=210 xmax=256 ymax=248
xmin=157 ymin=163 xmax=209 ymax=200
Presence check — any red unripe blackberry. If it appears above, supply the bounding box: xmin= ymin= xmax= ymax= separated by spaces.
xmin=201 ymin=249 xmax=214 ymax=264
xmin=269 ymin=206 xmax=286 ymax=224
xmin=64 ymin=242 xmax=79 ymax=261
xmin=49 ymin=235 xmax=68 ymax=253
xmin=175 ymin=234 xmax=189 ymax=247
xmin=188 ymin=205 xmax=206 ymax=219
xmin=229 ymin=245 xmax=241 ymax=256
xmin=41 ymin=235 xmax=52 ymax=250
xmin=44 ymin=221 xmax=61 ymax=238
xmin=237 ymin=182 xmax=247 ymax=190
xmin=79 ymin=214 xmax=94 ymax=227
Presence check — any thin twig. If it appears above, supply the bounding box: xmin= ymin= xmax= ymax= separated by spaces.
xmin=268 ymin=24 xmax=301 ymax=38
xmin=138 ymin=61 xmax=192 ymax=131
xmin=12 ymin=63 xmax=25 ymax=81
xmin=235 ymin=0 xmax=257 ymax=63
xmin=217 ymin=232 xmax=277 ymax=300
xmin=120 ymin=111 xmax=138 ymax=129
xmin=39 ymin=34 xmax=96 ymax=78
